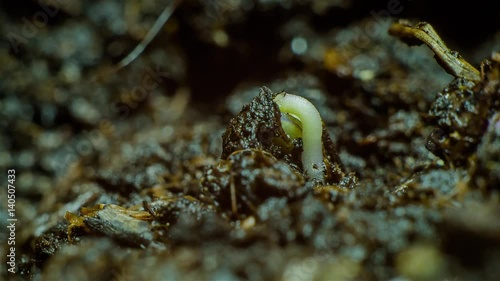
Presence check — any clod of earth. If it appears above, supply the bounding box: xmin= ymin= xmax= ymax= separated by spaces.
xmin=390 ymin=21 xmax=500 ymax=168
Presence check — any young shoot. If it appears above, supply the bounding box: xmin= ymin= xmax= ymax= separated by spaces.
xmin=273 ymin=93 xmax=325 ymax=182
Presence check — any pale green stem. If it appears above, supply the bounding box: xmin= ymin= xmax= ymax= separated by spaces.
xmin=273 ymin=93 xmax=324 ymax=181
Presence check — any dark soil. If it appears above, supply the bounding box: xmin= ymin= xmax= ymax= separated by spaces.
xmin=1 ymin=1 xmax=499 ymax=281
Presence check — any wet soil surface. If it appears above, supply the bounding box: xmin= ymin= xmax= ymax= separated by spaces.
xmin=1 ymin=1 xmax=499 ymax=280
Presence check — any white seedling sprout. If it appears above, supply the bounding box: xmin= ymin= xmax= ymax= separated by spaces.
xmin=273 ymin=93 xmax=325 ymax=181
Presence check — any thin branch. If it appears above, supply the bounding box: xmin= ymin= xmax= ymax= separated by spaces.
xmin=389 ymin=20 xmax=481 ymax=81
xmin=115 ymin=0 xmax=183 ymax=71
